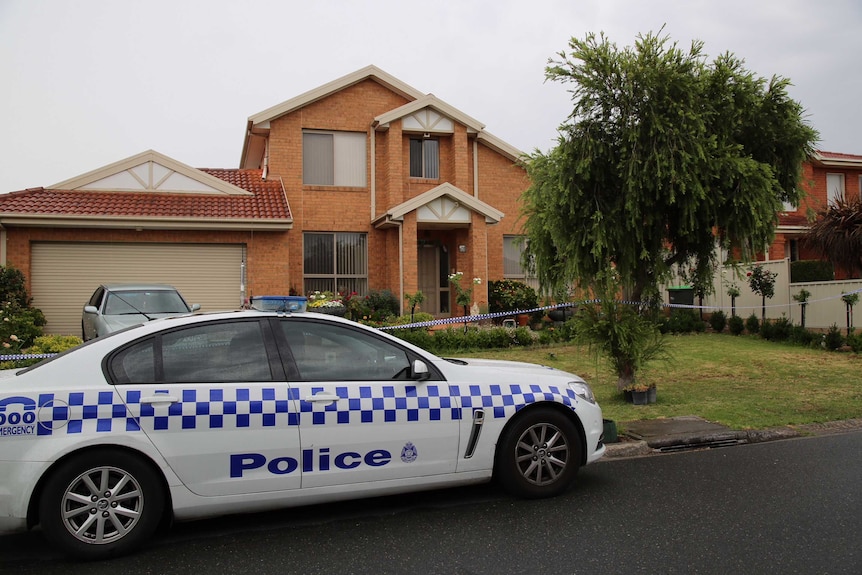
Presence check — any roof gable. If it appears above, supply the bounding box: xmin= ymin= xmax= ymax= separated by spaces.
xmin=0 ymin=153 xmax=292 ymax=230
xmin=373 ymin=183 xmax=504 ymax=229
xmin=52 ymin=150 xmax=253 ymax=196
xmin=248 ymin=65 xmax=425 ymax=129
xmin=375 ymin=95 xmax=484 ymax=135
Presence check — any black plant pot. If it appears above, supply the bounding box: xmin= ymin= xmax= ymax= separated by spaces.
xmin=631 ymin=390 xmax=649 ymax=405
xmin=602 ymin=419 xmax=619 ymax=443
xmin=547 ymin=308 xmax=574 ymax=322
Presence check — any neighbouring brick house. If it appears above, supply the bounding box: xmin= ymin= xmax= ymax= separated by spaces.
xmin=768 ymin=151 xmax=862 ymax=279
xmin=0 ymin=66 xmax=533 ymax=335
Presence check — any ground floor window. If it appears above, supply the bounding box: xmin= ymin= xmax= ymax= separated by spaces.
xmin=303 ymin=232 xmax=368 ymax=296
xmin=503 ymin=235 xmax=538 ymax=290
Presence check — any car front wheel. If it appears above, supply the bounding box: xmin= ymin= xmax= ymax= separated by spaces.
xmin=39 ymin=449 xmax=165 ymax=560
xmin=495 ymin=407 xmax=582 ymax=499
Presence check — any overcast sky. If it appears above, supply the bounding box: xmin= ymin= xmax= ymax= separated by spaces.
xmin=1 ymin=0 xmax=860 ymax=194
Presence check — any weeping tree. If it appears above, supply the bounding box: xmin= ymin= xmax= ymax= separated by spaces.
xmin=805 ymin=194 xmax=862 ymax=279
xmin=521 ymin=30 xmax=817 ymax=389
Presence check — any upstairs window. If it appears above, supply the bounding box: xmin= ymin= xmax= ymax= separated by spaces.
xmin=826 ymin=173 xmax=845 ymax=206
xmin=303 ymin=131 xmax=366 ymax=187
xmin=409 ymin=138 xmax=439 ymax=179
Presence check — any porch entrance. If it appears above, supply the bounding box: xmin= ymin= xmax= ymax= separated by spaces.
xmin=417 ymin=244 xmax=450 ymax=317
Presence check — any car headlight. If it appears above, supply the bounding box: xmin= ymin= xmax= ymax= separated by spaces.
xmin=568 ymin=381 xmax=596 ymax=404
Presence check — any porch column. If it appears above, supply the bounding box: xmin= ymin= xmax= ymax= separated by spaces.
xmin=470 ymin=211 xmax=489 ymax=309
xmin=400 ymin=211 xmax=419 ymax=315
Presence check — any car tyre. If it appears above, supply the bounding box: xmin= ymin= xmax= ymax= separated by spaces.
xmin=39 ymin=449 xmax=165 ymax=560
xmin=495 ymin=407 xmax=582 ymax=499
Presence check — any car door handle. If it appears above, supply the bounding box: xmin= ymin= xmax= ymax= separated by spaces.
xmin=306 ymin=393 xmax=340 ymax=403
xmin=140 ymin=395 xmax=179 ymax=405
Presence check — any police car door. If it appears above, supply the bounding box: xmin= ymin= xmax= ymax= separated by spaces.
xmin=111 ymin=318 xmax=302 ymax=496
xmin=277 ymin=318 xmax=459 ymax=489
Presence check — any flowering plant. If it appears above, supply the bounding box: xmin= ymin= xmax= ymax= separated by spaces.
xmin=747 ymin=265 xmax=777 ymax=299
xmin=725 ymin=284 xmax=740 ymax=298
xmin=448 ymin=272 xmax=481 ymax=308
xmin=1 ymin=333 xmax=22 ymax=355
xmin=306 ymin=291 xmax=344 ymax=309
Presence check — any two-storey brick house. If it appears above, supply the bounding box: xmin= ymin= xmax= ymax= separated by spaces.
xmin=0 ymin=66 xmax=532 ymax=335
xmin=769 ymin=151 xmax=862 ymax=278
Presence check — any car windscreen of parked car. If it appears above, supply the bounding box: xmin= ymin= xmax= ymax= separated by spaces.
xmin=105 ymin=290 xmax=191 ymax=315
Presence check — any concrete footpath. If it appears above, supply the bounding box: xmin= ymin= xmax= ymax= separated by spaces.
xmin=603 ymin=415 xmax=862 ymax=458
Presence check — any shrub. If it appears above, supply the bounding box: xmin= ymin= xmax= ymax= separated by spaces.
xmin=823 ymin=324 xmax=845 ymax=351
xmin=28 ymin=334 xmax=83 ymax=354
xmin=789 ymin=325 xmax=817 ymax=347
xmin=512 ymin=326 xmax=534 ymax=347
xmin=708 ymin=310 xmax=727 ymax=333
xmin=0 ymin=266 xmax=31 ymax=307
xmin=765 ymin=317 xmax=793 ymax=341
xmin=728 ymin=315 xmax=745 ymax=335
xmin=488 ymin=280 xmax=538 ymax=314
xmin=845 ymin=331 xmax=862 ymax=353
xmin=0 ymin=301 xmax=46 ymax=348
xmin=353 ymin=289 xmax=400 ymax=322
xmin=661 ymin=310 xmax=705 ymax=334
xmin=391 ymin=327 xmax=435 ymax=351
xmin=790 ymin=260 xmax=834 ymax=283
xmin=745 ymin=314 xmax=760 ymax=335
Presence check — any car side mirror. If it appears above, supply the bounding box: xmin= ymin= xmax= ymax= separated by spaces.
xmin=83 ymin=305 xmax=98 ymax=314
xmin=190 ymin=304 xmax=201 ymax=312
xmin=412 ymin=359 xmax=430 ymax=381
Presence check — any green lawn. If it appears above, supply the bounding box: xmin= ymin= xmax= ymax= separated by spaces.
xmin=455 ymin=333 xmax=862 ymax=430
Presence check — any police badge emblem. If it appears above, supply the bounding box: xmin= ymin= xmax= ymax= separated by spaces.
xmin=401 ymin=441 xmax=418 ymax=463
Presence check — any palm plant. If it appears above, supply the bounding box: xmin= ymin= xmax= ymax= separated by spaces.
xmin=805 ymin=194 xmax=862 ymax=278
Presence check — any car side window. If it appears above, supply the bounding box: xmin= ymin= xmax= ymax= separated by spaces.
xmin=110 ymin=337 xmax=157 ymax=383
xmin=109 ymin=320 xmax=273 ymax=384
xmin=281 ymin=320 xmax=411 ymax=381
xmin=88 ymin=287 xmax=104 ymax=308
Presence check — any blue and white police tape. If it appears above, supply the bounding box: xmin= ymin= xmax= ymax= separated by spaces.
xmin=0 ymin=353 xmax=57 ymax=361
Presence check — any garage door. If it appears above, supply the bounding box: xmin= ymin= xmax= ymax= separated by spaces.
xmin=30 ymin=242 xmax=245 ymax=336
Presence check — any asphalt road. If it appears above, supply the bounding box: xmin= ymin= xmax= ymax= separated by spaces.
xmin=2 ymin=431 xmax=860 ymax=574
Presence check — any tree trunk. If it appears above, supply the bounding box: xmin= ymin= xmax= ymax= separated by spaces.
xmin=616 ymin=365 xmax=635 ymax=392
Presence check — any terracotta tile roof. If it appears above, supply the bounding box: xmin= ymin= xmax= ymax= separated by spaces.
xmin=778 ymin=212 xmax=809 ymax=227
xmin=0 ymin=169 xmax=290 ymax=221
xmin=816 ymin=150 xmax=862 ymax=161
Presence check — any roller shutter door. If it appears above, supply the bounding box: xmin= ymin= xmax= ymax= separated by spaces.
xmin=30 ymin=242 xmax=245 ymax=336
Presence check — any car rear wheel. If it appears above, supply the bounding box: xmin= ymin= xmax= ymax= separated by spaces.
xmin=39 ymin=449 xmax=164 ymax=560
xmin=495 ymin=407 xmax=582 ymax=499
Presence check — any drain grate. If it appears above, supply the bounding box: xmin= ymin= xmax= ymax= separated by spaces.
xmin=656 ymin=437 xmax=747 ymax=453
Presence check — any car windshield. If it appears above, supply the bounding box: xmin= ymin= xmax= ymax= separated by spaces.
xmin=105 ymin=290 xmax=189 ymax=315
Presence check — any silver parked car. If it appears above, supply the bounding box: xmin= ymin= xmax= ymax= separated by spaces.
xmin=82 ymin=283 xmax=200 ymax=340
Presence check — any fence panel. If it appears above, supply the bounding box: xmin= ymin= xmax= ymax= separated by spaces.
xmin=662 ymin=259 xmax=862 ymax=330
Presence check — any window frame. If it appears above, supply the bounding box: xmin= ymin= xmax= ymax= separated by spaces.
xmin=302 ymin=130 xmax=367 ymax=187
xmin=302 ymin=231 xmax=368 ymax=296
xmin=826 ymin=172 xmax=845 ymax=206
xmin=409 ymin=138 xmax=440 ymax=179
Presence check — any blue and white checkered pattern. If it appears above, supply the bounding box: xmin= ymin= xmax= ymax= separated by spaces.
xmin=1 ymin=383 xmax=578 ymax=437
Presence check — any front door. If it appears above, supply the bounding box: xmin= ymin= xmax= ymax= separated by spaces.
xmin=418 ymin=245 xmax=450 ymax=317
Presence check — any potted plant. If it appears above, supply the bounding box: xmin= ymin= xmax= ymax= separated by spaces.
xmin=626 ymin=384 xmax=650 ymax=405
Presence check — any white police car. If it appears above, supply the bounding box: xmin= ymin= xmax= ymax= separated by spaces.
xmin=0 ymin=310 xmax=605 ymax=559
